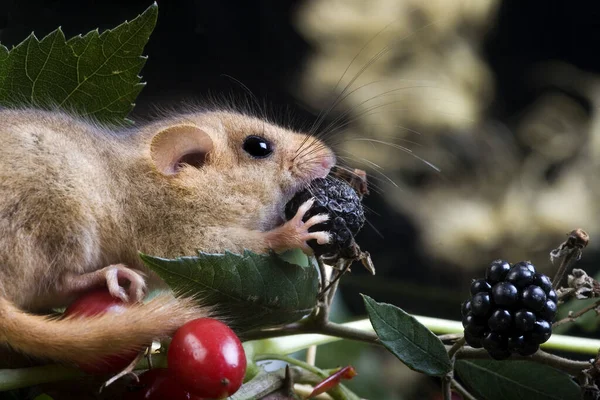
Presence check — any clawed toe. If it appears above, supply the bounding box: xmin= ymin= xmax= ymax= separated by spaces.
xmin=305 ymin=213 xmax=329 ymax=229
xmin=105 ymin=264 xmax=147 ymax=303
xmin=309 ymin=231 xmax=331 ymax=245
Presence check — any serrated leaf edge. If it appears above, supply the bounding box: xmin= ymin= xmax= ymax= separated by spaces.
xmin=139 ymin=251 xmax=317 ymax=315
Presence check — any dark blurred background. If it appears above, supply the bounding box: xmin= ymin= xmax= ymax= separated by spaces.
xmin=2 ymin=1 xmax=600 ymax=398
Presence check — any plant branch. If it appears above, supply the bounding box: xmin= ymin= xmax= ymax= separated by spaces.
xmin=3 ymin=317 xmax=599 ymax=391
xmin=442 ymin=375 xmax=452 ymax=400
xmin=443 ymin=337 xmax=465 ymax=400
xmin=244 ymin=320 xmax=379 ymax=346
xmin=448 ymin=337 xmax=466 ymax=359
xmin=553 ymin=299 xmax=600 ymax=328
xmin=255 ymin=354 xmax=327 ymax=378
xmin=454 ymin=347 xmax=590 ymax=376
xmin=452 ymin=379 xmax=479 ymax=400
xmin=246 ymin=315 xmax=600 ymax=355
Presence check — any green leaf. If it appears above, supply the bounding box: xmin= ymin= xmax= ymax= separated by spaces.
xmin=455 ymin=359 xmax=580 ymax=400
xmin=140 ymin=251 xmax=319 ymax=332
xmin=0 ymin=3 xmax=157 ymax=124
xmin=362 ymin=295 xmax=451 ymax=376
xmin=277 ymin=248 xmax=311 ymax=268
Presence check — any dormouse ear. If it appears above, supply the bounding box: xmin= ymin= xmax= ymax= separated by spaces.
xmin=150 ymin=124 xmax=214 ymax=175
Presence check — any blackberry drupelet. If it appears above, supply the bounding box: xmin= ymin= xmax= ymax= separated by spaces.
xmin=285 ymin=177 xmax=365 ymax=258
xmin=461 ymin=259 xmax=557 ymax=359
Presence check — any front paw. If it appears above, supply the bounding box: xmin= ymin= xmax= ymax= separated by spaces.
xmin=267 ymin=198 xmax=331 ymax=254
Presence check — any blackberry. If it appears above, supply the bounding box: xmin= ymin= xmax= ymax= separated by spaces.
xmin=521 ymin=286 xmax=547 ymax=312
xmin=485 ymin=259 xmax=511 ymax=284
xmin=491 ymin=282 xmax=518 ymax=307
xmin=285 ymin=177 xmax=365 ymax=258
xmin=506 ymin=262 xmax=535 ymax=289
xmin=514 ymin=309 xmax=536 ymax=332
xmin=461 ymin=259 xmax=557 ymax=359
xmin=470 ymin=279 xmax=491 ymax=295
xmin=470 ymin=292 xmax=492 ymax=317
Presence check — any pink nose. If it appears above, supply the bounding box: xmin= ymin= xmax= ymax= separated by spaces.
xmin=321 ymin=152 xmax=336 ymax=170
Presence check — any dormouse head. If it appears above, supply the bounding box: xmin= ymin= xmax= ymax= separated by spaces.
xmin=148 ymin=111 xmax=336 ymax=199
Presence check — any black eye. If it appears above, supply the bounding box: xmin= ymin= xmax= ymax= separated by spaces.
xmin=243 ymin=135 xmax=273 ymax=158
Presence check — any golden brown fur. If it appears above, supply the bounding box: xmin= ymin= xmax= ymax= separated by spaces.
xmin=0 ymin=108 xmax=334 ymax=365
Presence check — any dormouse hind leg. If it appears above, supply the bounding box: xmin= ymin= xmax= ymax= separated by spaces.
xmin=60 ymin=264 xmax=147 ymax=303
xmin=263 ymin=198 xmax=331 ymax=254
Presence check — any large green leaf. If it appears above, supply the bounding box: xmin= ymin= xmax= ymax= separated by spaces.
xmin=362 ymin=295 xmax=451 ymax=376
xmin=140 ymin=250 xmax=319 ymax=332
xmin=455 ymin=359 xmax=580 ymax=400
xmin=0 ymin=3 xmax=157 ymax=124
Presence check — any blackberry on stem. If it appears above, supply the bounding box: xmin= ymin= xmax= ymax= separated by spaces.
xmin=285 ymin=177 xmax=365 ymax=258
xmin=462 ymin=259 xmax=557 ymax=359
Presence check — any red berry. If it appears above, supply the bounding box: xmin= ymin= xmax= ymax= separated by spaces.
xmin=168 ymin=318 xmax=246 ymax=399
xmin=126 ymin=369 xmax=205 ymax=400
xmin=64 ymin=288 xmax=140 ymax=374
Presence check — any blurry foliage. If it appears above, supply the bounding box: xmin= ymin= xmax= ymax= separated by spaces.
xmin=294 ymin=0 xmax=600 ymax=276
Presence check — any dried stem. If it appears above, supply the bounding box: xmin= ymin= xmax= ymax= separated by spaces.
xmin=552 ymin=252 xmax=581 ymax=290
xmin=551 ymin=229 xmax=589 ymax=289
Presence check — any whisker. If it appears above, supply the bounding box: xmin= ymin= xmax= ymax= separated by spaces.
xmin=318 ymin=86 xmax=467 ymax=143
xmin=308 ymin=14 xmax=450 ymax=141
xmin=318 ymin=102 xmax=471 ymax=146
xmin=363 ymin=218 xmax=384 ymax=239
xmin=361 ymin=123 xmax=425 ymax=137
xmin=314 ymin=83 xmax=442 ymax=143
xmin=308 ymin=19 xmax=400 ymax=138
xmin=334 ymin=157 xmax=397 ymax=190
xmin=220 ymin=74 xmax=265 ymax=120
xmin=333 ymin=157 xmax=391 ymax=193
xmin=336 ymin=154 xmax=384 ymax=171
xmin=351 ymin=138 xmax=441 ymax=172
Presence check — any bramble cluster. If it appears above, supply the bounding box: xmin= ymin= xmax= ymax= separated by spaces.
xmin=461 ymin=260 xmax=558 ymax=360
xmin=285 ymin=177 xmax=365 ymax=257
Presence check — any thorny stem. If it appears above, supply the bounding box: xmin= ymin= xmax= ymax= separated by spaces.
xmin=553 ymin=299 xmax=600 ymax=328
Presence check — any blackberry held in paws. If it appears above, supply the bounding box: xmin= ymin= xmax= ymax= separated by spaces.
xmin=461 ymin=259 xmax=558 ymax=359
xmin=285 ymin=177 xmax=365 ymax=258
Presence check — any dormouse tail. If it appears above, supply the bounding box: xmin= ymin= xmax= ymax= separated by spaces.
xmin=0 ymin=294 xmax=208 ymax=365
